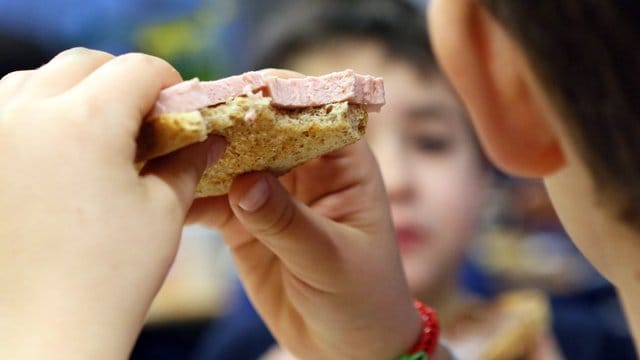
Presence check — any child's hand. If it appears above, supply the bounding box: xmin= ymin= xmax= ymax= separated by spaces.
xmin=0 ymin=48 xmax=225 ymax=359
xmin=188 ymin=140 xmax=422 ymax=359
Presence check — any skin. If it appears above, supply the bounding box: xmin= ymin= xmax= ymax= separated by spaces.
xmin=188 ymin=144 xmax=422 ymax=359
xmin=285 ymin=38 xmax=491 ymax=324
xmin=5 ymin=0 xmax=634 ymax=356
xmin=0 ymin=48 xmax=227 ymax=359
xmin=429 ymin=0 xmax=640 ymax=352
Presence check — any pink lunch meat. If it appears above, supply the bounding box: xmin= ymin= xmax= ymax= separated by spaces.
xmin=266 ymin=70 xmax=385 ymax=112
xmin=150 ymin=71 xmax=266 ymax=116
xmin=150 ymin=69 xmax=385 ymax=116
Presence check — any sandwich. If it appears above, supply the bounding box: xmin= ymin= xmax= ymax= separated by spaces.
xmin=136 ymin=69 xmax=385 ymax=197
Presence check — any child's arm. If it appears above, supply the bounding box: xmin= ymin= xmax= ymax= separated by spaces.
xmin=188 ymin=139 xmax=429 ymax=359
xmin=0 ymin=48 xmax=225 ymax=359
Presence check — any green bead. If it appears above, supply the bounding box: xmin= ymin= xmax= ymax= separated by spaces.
xmin=395 ymin=351 xmax=428 ymax=360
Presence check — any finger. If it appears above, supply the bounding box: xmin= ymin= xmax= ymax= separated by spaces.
xmin=228 ymin=172 xmax=343 ymax=292
xmin=67 ymin=52 xmax=183 ymax=136
xmin=186 ymin=195 xmax=258 ymax=251
xmin=0 ymin=70 xmax=33 ymax=106
xmin=280 ymin=140 xmax=379 ymax=207
xmin=186 ymin=196 xmax=233 ymax=228
xmin=143 ymin=136 xmax=226 ymax=217
xmin=19 ymin=47 xmax=114 ymax=99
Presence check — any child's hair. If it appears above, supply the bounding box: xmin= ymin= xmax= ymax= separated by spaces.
xmin=479 ymin=1 xmax=640 ymax=229
xmin=248 ymin=0 xmax=436 ymax=76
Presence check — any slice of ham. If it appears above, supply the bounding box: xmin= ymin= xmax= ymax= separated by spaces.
xmin=151 ymin=72 xmax=266 ymax=116
xmin=150 ymin=69 xmax=385 ymax=116
xmin=266 ymin=70 xmax=385 ymax=112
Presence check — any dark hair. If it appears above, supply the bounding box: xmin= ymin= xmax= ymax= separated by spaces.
xmin=479 ymin=1 xmax=640 ymax=228
xmin=248 ymin=0 xmax=436 ymax=74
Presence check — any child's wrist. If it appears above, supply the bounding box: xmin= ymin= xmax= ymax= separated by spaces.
xmin=395 ymin=300 xmax=441 ymax=360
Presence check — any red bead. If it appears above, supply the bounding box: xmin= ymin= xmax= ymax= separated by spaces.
xmin=408 ymin=300 xmax=440 ymax=356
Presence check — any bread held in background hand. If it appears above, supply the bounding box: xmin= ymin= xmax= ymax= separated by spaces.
xmin=136 ymin=69 xmax=384 ymax=197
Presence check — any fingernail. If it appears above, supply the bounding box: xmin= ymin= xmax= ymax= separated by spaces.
xmin=206 ymin=136 xmax=227 ymax=167
xmin=239 ymin=178 xmax=270 ymax=212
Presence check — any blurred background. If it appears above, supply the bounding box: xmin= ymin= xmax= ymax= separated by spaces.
xmin=0 ymin=0 xmax=635 ymax=359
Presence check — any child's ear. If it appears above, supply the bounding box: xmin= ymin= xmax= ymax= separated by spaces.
xmin=428 ymin=0 xmax=564 ymax=177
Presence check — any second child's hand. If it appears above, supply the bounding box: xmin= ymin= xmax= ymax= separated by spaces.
xmin=188 ymin=139 xmax=423 ymax=359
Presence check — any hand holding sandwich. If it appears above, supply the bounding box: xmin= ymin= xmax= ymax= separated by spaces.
xmin=188 ymin=140 xmax=431 ymax=359
xmin=0 ymin=48 xmax=225 ymax=359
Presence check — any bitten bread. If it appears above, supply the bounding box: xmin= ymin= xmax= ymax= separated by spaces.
xmin=136 ymin=70 xmax=384 ymax=197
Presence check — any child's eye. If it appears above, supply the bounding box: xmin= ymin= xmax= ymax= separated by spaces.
xmin=411 ymin=135 xmax=451 ymax=154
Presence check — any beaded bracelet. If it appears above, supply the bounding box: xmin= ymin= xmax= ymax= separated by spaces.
xmin=395 ymin=300 xmax=440 ymax=360
xmin=396 ymin=351 xmax=428 ymax=360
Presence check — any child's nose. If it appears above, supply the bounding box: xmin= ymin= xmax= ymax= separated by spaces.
xmin=375 ymin=137 xmax=412 ymax=202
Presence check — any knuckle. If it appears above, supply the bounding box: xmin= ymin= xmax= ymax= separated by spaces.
xmin=47 ymin=48 xmax=115 ymax=68
xmin=64 ymin=46 xmax=91 ymax=54
xmin=0 ymin=70 xmax=31 ymax=84
xmin=117 ymin=52 xmax=151 ymax=63
xmin=84 ymin=49 xmax=115 ymax=64
xmin=59 ymin=47 xmax=111 ymax=57
xmin=116 ymin=52 xmax=163 ymax=69
xmin=53 ymin=47 xmax=93 ymax=61
xmin=257 ymin=199 xmax=296 ymax=238
xmin=115 ymin=52 xmax=181 ymax=82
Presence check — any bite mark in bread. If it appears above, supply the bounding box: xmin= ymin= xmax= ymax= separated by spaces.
xmin=136 ymin=70 xmax=380 ymax=197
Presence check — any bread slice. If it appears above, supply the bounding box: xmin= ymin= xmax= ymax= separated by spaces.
xmin=137 ymin=96 xmax=367 ymax=197
xmin=477 ymin=290 xmax=550 ymax=360
xmin=445 ymin=290 xmax=551 ymax=360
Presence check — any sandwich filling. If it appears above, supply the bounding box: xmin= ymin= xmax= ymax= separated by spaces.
xmin=150 ymin=69 xmax=385 ymax=116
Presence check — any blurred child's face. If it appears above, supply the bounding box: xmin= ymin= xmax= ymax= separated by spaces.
xmin=287 ymin=38 xmax=491 ymax=298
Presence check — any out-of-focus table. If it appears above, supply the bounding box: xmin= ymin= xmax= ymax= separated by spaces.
xmin=146 ymin=226 xmax=235 ymax=324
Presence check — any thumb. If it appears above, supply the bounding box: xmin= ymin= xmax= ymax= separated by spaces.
xmin=228 ymin=172 xmax=342 ymax=290
xmin=142 ymin=136 xmax=227 ymax=214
